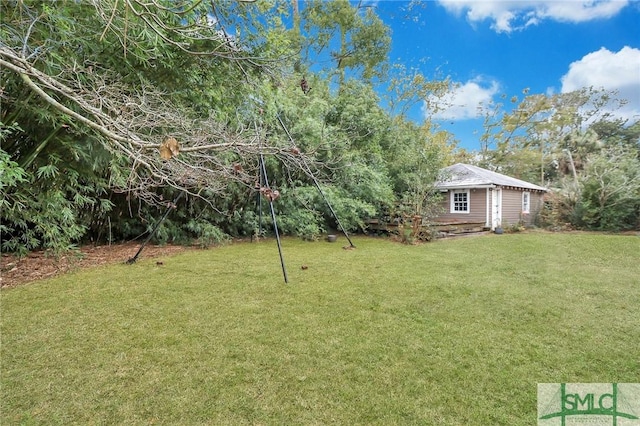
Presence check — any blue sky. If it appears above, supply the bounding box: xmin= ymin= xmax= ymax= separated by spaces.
xmin=349 ymin=0 xmax=640 ymax=151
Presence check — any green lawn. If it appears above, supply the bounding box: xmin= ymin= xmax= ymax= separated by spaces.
xmin=2 ymin=233 xmax=639 ymax=425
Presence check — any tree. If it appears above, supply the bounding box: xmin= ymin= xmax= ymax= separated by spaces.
xmin=0 ymin=1 xmax=309 ymax=204
xmin=579 ymin=146 xmax=640 ymax=231
xmin=477 ymin=85 xmax=640 ymax=231
xmin=0 ymin=0 xmax=312 ymax=252
xmin=480 ymin=87 xmax=626 ymax=185
xmin=590 ymin=118 xmax=640 ymax=154
xmin=385 ymin=61 xmax=452 ymax=123
xmin=1 ymin=0 xmax=454 ymax=251
xmin=301 ymin=0 xmax=391 ymax=88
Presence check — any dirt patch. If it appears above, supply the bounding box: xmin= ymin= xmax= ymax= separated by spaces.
xmin=1 ymin=242 xmax=194 ymax=288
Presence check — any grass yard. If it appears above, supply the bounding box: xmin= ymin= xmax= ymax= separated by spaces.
xmin=1 ymin=233 xmax=639 ymax=425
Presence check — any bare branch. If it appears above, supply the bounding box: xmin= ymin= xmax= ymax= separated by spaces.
xmin=0 ymin=53 xmax=310 ymax=209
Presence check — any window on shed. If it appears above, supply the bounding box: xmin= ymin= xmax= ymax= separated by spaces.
xmin=522 ymin=191 xmax=531 ymax=214
xmin=451 ymin=190 xmax=469 ymax=213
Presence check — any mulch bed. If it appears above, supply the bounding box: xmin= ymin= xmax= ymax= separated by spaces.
xmin=1 ymin=242 xmax=193 ymax=288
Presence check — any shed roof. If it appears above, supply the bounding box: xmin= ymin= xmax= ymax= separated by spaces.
xmin=435 ymin=163 xmax=547 ymax=192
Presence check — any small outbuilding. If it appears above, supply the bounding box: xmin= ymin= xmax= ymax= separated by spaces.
xmin=433 ymin=163 xmax=547 ymax=231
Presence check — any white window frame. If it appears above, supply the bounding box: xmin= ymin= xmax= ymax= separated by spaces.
xmin=522 ymin=191 xmax=531 ymax=214
xmin=450 ymin=189 xmax=470 ymax=214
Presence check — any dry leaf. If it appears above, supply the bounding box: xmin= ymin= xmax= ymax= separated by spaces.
xmin=159 ymin=136 xmax=180 ymax=160
xmin=159 ymin=145 xmax=172 ymax=160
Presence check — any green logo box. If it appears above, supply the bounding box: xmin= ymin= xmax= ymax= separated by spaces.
xmin=538 ymin=383 xmax=640 ymax=425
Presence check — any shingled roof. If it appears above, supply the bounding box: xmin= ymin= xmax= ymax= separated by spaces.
xmin=435 ymin=163 xmax=547 ymax=192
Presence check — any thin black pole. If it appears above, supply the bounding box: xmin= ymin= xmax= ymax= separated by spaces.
xmin=127 ymin=192 xmax=184 ymax=264
xmin=307 ymin=169 xmax=355 ymax=248
xmin=275 ymin=113 xmax=355 ymax=248
xmin=259 ymin=154 xmax=288 ymax=283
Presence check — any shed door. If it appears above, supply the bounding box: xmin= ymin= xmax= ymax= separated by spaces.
xmin=491 ymin=188 xmax=502 ymax=230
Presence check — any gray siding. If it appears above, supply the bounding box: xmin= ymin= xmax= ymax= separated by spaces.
xmin=435 ymin=188 xmax=488 ymax=224
xmin=501 ymin=188 xmax=544 ymax=227
xmin=434 ymin=187 xmax=544 ymax=227
xmin=501 ymin=189 xmax=522 ymax=226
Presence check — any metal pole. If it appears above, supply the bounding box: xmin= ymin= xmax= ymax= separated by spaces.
xmin=275 ymin=113 xmax=355 ymax=248
xmin=127 ymin=192 xmax=184 ymax=264
xmin=259 ymin=154 xmax=289 ymax=283
xmin=307 ymin=170 xmax=355 ymax=248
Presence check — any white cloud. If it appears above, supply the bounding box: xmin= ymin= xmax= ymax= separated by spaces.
xmin=561 ymin=46 xmax=640 ymax=121
xmin=437 ymin=0 xmax=629 ymax=33
xmin=424 ymin=77 xmax=500 ymax=121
